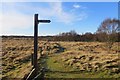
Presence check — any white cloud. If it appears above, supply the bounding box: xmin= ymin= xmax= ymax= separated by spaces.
xmin=49 ymin=2 xmax=87 ymax=24
xmin=49 ymin=2 xmax=74 ymax=23
xmin=73 ymin=4 xmax=81 ymax=9
xmin=73 ymin=4 xmax=87 ymax=9
xmin=0 ymin=2 xmax=88 ymax=35
xmin=0 ymin=12 xmax=33 ymax=35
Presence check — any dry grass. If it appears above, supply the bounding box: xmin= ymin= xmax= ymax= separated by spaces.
xmin=2 ymin=38 xmax=33 ymax=78
xmin=1 ymin=38 xmax=120 ymax=78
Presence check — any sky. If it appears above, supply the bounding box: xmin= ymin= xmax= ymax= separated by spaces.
xmin=0 ymin=1 xmax=119 ymax=36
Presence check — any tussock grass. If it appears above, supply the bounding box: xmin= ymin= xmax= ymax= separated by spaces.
xmin=2 ymin=38 xmax=120 ymax=78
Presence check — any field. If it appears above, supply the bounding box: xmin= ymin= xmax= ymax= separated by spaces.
xmin=1 ymin=37 xmax=120 ymax=79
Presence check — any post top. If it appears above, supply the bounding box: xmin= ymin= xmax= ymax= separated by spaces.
xmin=34 ymin=14 xmax=51 ymax=23
xmin=35 ymin=14 xmax=38 ymax=15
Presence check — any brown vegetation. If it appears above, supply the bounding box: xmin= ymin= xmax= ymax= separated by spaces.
xmin=1 ymin=37 xmax=120 ymax=78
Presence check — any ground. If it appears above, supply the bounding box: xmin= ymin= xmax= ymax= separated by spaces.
xmin=1 ymin=38 xmax=120 ymax=79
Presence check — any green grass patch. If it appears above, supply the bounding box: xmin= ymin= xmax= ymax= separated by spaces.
xmin=39 ymin=54 xmax=120 ymax=78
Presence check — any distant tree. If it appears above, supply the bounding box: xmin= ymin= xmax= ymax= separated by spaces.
xmin=84 ymin=32 xmax=94 ymax=42
xmin=96 ymin=18 xmax=120 ymax=50
xmin=56 ymin=30 xmax=79 ymax=41
xmin=69 ymin=30 xmax=78 ymax=36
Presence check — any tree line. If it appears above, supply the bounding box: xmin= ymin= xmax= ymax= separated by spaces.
xmin=50 ymin=18 xmax=120 ymax=42
xmin=2 ymin=18 xmax=120 ymax=42
xmin=51 ymin=30 xmax=120 ymax=42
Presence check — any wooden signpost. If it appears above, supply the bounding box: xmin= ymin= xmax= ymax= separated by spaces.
xmin=33 ymin=14 xmax=51 ymax=76
xmin=26 ymin=14 xmax=51 ymax=80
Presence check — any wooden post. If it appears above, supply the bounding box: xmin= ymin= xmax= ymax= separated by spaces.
xmin=33 ymin=14 xmax=51 ymax=77
xmin=31 ymin=54 xmax=34 ymax=66
xmin=34 ymin=14 xmax=38 ymax=74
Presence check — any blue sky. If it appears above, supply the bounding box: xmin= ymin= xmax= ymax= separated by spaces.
xmin=0 ymin=2 xmax=118 ymax=36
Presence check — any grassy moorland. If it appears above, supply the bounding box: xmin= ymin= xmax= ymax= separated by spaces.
xmin=1 ymin=37 xmax=120 ymax=79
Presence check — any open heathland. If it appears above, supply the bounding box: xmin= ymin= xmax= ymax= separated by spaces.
xmin=1 ymin=37 xmax=120 ymax=79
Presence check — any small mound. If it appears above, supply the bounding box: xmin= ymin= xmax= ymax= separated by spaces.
xmin=39 ymin=42 xmax=65 ymax=55
xmin=60 ymin=51 xmax=120 ymax=73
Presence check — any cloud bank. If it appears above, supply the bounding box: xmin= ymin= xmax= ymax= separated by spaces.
xmin=0 ymin=2 xmax=87 ymax=35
